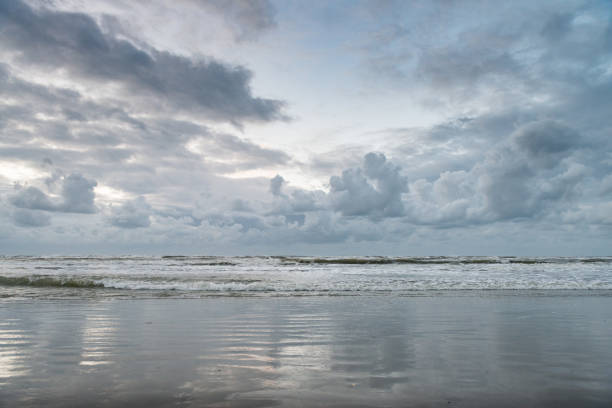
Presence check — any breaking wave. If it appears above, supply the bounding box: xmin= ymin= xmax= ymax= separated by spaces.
xmin=0 ymin=275 xmax=104 ymax=288
xmin=1 ymin=256 xmax=611 ymax=298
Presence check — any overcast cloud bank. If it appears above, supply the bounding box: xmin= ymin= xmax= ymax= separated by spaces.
xmin=0 ymin=0 xmax=610 ymax=254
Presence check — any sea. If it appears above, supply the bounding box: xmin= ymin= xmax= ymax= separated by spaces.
xmin=1 ymin=255 xmax=612 ymax=299
xmin=1 ymin=256 xmax=611 ymax=407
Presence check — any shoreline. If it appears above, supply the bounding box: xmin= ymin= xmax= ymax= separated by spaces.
xmin=3 ymin=288 xmax=612 ymax=301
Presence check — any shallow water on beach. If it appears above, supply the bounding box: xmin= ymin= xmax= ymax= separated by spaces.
xmin=1 ymin=296 xmax=612 ymax=407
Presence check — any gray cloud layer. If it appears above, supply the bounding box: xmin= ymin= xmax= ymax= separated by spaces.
xmin=0 ymin=0 xmax=284 ymax=123
xmin=0 ymin=0 xmax=611 ymax=255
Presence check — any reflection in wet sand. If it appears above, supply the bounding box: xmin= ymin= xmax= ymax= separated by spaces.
xmin=0 ymin=296 xmax=611 ymax=407
xmin=0 ymin=319 xmax=31 ymax=383
xmin=79 ymin=314 xmax=117 ymax=367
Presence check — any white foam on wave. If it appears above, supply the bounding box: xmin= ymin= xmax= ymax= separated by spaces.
xmin=1 ymin=256 xmax=611 ymax=295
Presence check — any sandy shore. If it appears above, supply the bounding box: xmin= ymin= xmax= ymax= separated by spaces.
xmin=1 ymin=294 xmax=611 ymax=407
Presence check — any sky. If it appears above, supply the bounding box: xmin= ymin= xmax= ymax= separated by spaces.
xmin=0 ymin=0 xmax=611 ymax=255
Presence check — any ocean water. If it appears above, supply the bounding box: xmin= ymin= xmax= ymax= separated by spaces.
xmin=1 ymin=256 xmax=612 ymax=407
xmin=1 ymin=255 xmax=611 ymax=299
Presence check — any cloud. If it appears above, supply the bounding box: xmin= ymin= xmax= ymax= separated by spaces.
xmin=541 ymin=12 xmax=574 ymax=41
xmin=0 ymin=62 xmax=292 ymax=210
xmin=9 ymin=173 xmax=97 ymax=214
xmin=477 ymin=120 xmax=586 ymax=220
xmin=194 ymin=0 xmax=277 ymax=41
xmin=269 ymin=174 xmax=285 ymax=196
xmin=1 ymin=1 xmax=611 ymax=254
xmin=511 ymin=120 xmax=581 ymax=167
xmin=265 ymin=176 xmax=323 ymax=222
xmin=329 ymin=152 xmax=407 ymax=218
xmin=9 ymin=186 xmax=56 ymax=212
xmin=288 ymin=190 xmax=320 ymax=212
xmin=416 ymin=46 xmax=520 ymax=97
xmin=12 ymin=208 xmax=51 ymax=228
xmin=601 ymin=174 xmax=612 ymax=196
xmin=267 ymin=153 xmax=409 ymax=221
xmin=358 ymin=0 xmax=612 ymax=113
xmin=108 ymin=197 xmax=151 ymax=228
xmin=231 ymin=198 xmax=252 ymax=212
xmin=400 ymin=119 xmax=591 ymax=224
xmin=203 ymin=212 xmax=266 ymax=233
xmin=60 ymin=173 xmax=98 ymax=213
xmin=195 ymin=132 xmax=291 ymax=172
xmin=0 ymin=0 xmax=284 ymax=123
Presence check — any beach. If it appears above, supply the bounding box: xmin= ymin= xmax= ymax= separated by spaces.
xmin=3 ymin=0 xmax=611 ymax=405
xmin=2 ymin=292 xmax=611 ymax=407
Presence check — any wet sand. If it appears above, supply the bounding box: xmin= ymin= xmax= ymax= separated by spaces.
xmin=1 ymin=294 xmax=611 ymax=407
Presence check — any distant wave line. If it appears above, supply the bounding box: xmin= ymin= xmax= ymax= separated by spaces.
xmin=276 ymin=257 xmax=612 ymax=265
xmin=1 ymin=256 xmax=611 ymax=264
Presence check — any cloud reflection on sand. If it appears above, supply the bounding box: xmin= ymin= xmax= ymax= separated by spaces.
xmin=0 ymin=319 xmax=31 ymax=382
xmin=0 ymin=296 xmax=611 ymax=407
xmin=79 ymin=314 xmax=117 ymax=367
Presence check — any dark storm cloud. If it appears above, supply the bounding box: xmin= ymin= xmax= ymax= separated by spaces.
xmin=10 ymin=173 xmax=97 ymax=214
xmin=0 ymin=0 xmax=284 ymax=123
